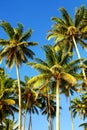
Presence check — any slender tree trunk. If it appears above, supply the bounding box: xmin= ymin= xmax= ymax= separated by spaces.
xmin=28 ymin=108 xmax=32 ymax=130
xmin=72 ymin=36 xmax=86 ymax=80
xmin=56 ymin=79 xmax=60 ymax=130
xmin=23 ymin=109 xmax=27 ymax=130
xmin=16 ymin=64 xmax=22 ymax=130
xmin=69 ymin=90 xmax=74 ymax=130
xmin=50 ymin=118 xmax=54 ymax=130
xmin=47 ymin=86 xmax=51 ymax=130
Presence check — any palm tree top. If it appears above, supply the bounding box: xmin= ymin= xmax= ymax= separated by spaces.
xmin=0 ymin=21 xmax=38 ymax=68
xmin=47 ymin=6 xmax=87 ymax=49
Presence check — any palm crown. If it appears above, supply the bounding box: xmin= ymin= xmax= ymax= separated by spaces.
xmin=0 ymin=21 xmax=38 ymax=68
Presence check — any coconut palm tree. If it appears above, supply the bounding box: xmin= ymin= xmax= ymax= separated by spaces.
xmin=0 ymin=69 xmax=18 ymax=125
xmin=27 ymin=44 xmax=81 ymax=130
xmin=71 ymin=94 xmax=87 ymax=120
xmin=39 ymin=92 xmax=56 ymax=130
xmin=21 ymin=76 xmax=40 ymax=130
xmin=1 ymin=119 xmax=18 ymax=130
xmin=0 ymin=21 xmax=38 ymax=130
xmin=47 ymin=6 xmax=87 ymax=82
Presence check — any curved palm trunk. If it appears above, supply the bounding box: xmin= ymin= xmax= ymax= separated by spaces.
xmin=72 ymin=36 xmax=86 ymax=80
xmin=56 ymin=79 xmax=60 ymax=130
xmin=69 ymin=90 xmax=74 ymax=130
xmin=16 ymin=64 xmax=22 ymax=130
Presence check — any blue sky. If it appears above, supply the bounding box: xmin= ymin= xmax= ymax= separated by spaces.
xmin=0 ymin=0 xmax=87 ymax=130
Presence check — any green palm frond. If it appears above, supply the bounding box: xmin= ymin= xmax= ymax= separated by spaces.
xmin=4 ymin=99 xmax=15 ymax=105
xmin=42 ymin=45 xmax=57 ymax=66
xmin=47 ymin=31 xmax=65 ymax=43
xmin=51 ymin=64 xmax=62 ymax=72
xmin=0 ymin=39 xmax=10 ymax=46
xmin=75 ymin=6 xmax=85 ymax=27
xmin=47 ymin=32 xmax=57 ymax=41
xmin=59 ymin=8 xmax=73 ymax=26
xmin=22 ymin=46 xmax=35 ymax=59
xmin=27 ymin=62 xmax=51 ymax=73
xmin=25 ymin=42 xmax=38 ymax=46
xmin=28 ymin=74 xmax=50 ymax=87
xmin=52 ymin=17 xmax=66 ymax=26
xmin=60 ymin=72 xmax=76 ymax=86
xmin=78 ymin=39 xmax=87 ymax=49
xmin=0 ymin=21 xmax=14 ymax=39
xmin=34 ymin=58 xmax=48 ymax=66
xmin=17 ymin=23 xmax=23 ymax=34
xmin=64 ymin=58 xmax=83 ymax=70
xmin=19 ymin=29 xmax=32 ymax=42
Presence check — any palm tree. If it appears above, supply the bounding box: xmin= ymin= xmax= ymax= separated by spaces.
xmin=0 ymin=69 xmax=18 ymax=125
xmin=21 ymin=76 xmax=40 ymax=130
xmin=2 ymin=119 xmax=18 ymax=130
xmin=71 ymin=94 xmax=87 ymax=120
xmin=47 ymin=6 xmax=87 ymax=82
xmin=39 ymin=92 xmax=56 ymax=130
xmin=0 ymin=21 xmax=38 ymax=130
xmin=27 ymin=44 xmax=80 ymax=130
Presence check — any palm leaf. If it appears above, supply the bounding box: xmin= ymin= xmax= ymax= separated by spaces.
xmin=75 ymin=6 xmax=85 ymax=27
xmin=4 ymin=99 xmax=15 ymax=105
xmin=42 ymin=45 xmax=57 ymax=66
xmin=34 ymin=58 xmax=48 ymax=66
xmin=27 ymin=62 xmax=51 ymax=73
xmin=60 ymin=72 xmax=76 ymax=86
xmin=59 ymin=8 xmax=73 ymax=26
xmin=28 ymin=74 xmax=50 ymax=86
xmin=19 ymin=29 xmax=32 ymax=42
xmin=0 ymin=21 xmax=14 ymax=39
xmin=52 ymin=17 xmax=66 ymax=26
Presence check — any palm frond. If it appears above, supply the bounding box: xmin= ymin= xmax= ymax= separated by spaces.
xmin=0 ymin=21 xmax=14 ymax=39
xmin=52 ymin=17 xmax=66 ymax=26
xmin=35 ymin=58 xmax=48 ymax=66
xmin=75 ymin=6 xmax=85 ymax=27
xmin=59 ymin=8 xmax=73 ymax=26
xmin=28 ymin=74 xmax=50 ymax=86
xmin=60 ymin=72 xmax=76 ymax=86
xmin=19 ymin=29 xmax=32 ymax=42
xmin=78 ymin=39 xmax=87 ymax=49
xmin=17 ymin=23 xmax=23 ymax=34
xmin=27 ymin=62 xmax=51 ymax=73
xmin=21 ymin=46 xmax=35 ymax=59
xmin=42 ymin=45 xmax=57 ymax=66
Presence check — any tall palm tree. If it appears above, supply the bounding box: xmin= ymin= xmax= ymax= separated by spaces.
xmin=27 ymin=45 xmax=80 ymax=130
xmin=39 ymin=92 xmax=56 ymax=130
xmin=0 ymin=21 xmax=38 ymax=130
xmin=47 ymin=6 xmax=87 ymax=82
xmin=21 ymin=76 xmax=40 ymax=130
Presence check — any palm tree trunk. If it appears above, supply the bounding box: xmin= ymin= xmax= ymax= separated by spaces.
xmin=69 ymin=90 xmax=74 ymax=130
xmin=56 ymin=79 xmax=60 ymax=130
xmin=50 ymin=118 xmax=54 ymax=130
xmin=28 ymin=108 xmax=32 ymax=130
xmin=72 ymin=36 xmax=86 ymax=80
xmin=23 ymin=108 xmax=27 ymax=130
xmin=16 ymin=64 xmax=22 ymax=130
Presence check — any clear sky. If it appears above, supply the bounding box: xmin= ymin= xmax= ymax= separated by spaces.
xmin=0 ymin=0 xmax=87 ymax=130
